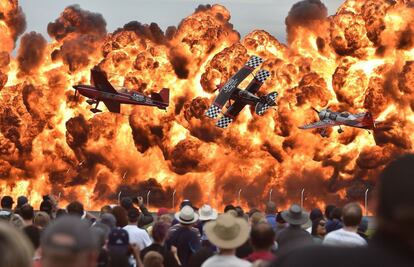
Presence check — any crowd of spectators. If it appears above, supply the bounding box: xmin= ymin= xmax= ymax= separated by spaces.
xmin=1 ymin=154 xmax=414 ymax=267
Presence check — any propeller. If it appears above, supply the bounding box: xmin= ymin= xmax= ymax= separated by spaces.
xmin=72 ymin=85 xmax=79 ymax=101
xmin=311 ymin=107 xmax=319 ymax=114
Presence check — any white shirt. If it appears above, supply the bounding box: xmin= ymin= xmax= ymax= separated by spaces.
xmin=123 ymin=225 xmax=152 ymax=249
xmin=201 ymin=255 xmax=251 ymax=267
xmin=323 ymin=228 xmax=367 ymax=247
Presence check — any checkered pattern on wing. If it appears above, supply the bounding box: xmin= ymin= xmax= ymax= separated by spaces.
xmin=257 ymin=104 xmax=270 ymax=116
xmin=246 ymin=56 xmax=263 ymax=68
xmin=205 ymin=105 xmax=221 ymax=119
xmin=255 ymin=69 xmax=271 ymax=83
xmin=216 ymin=116 xmax=233 ymax=128
xmin=269 ymin=92 xmax=278 ymax=101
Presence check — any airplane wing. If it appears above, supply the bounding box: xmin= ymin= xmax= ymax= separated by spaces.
xmin=91 ymin=68 xmax=118 ymax=94
xmin=205 ymin=56 xmax=263 ymax=119
xmin=216 ymin=100 xmax=246 ymax=128
xmin=299 ymin=119 xmax=340 ymax=129
xmin=246 ymin=69 xmax=271 ymax=94
xmin=103 ymin=99 xmax=121 ymax=113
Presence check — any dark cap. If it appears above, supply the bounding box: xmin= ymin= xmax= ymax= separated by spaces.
xmin=41 ymin=215 xmax=97 ymax=253
xmin=127 ymin=208 xmax=140 ymax=222
xmin=108 ymin=228 xmax=129 ymax=254
xmin=17 ymin=196 xmax=28 ymax=208
xmin=1 ymin=196 xmax=14 ymax=208
xmin=120 ymin=197 xmax=133 ymax=210
xmin=180 ymin=199 xmax=192 ymax=209
xmin=100 ymin=213 xmax=116 ymax=229
xmin=40 ymin=200 xmax=53 ymax=214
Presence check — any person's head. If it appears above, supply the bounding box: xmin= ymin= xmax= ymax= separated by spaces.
xmin=1 ymin=195 xmax=14 ymax=210
xmin=265 ymin=201 xmax=277 ymax=215
xmin=376 ymin=154 xmax=414 ymax=250
xmin=152 ymin=222 xmax=169 ymax=244
xmin=311 ymin=218 xmax=327 ymax=237
xmin=158 ymin=214 xmax=173 ymax=225
xmin=100 ymin=205 xmax=112 ymax=216
xmin=0 ymin=221 xmax=34 ymax=267
xmin=249 ymin=211 xmax=266 ymax=226
xmin=10 ymin=213 xmax=25 ymax=229
xmin=358 ymin=217 xmax=369 ymax=235
xmin=56 ymin=209 xmax=67 ymax=218
xmin=180 ymin=199 xmax=192 ymax=209
xmin=324 ymin=204 xmax=336 ymax=220
xmin=16 ymin=196 xmax=29 ymax=209
xmin=204 ymin=213 xmax=249 ymax=251
xmin=67 ymin=201 xmax=84 ymax=217
xmin=199 ymin=204 xmax=218 ymax=222
xmin=127 ymin=207 xmax=140 ymax=223
xmin=143 ymin=251 xmax=164 ymax=267
xmin=34 ymin=211 xmax=51 ymax=229
xmin=281 ymin=204 xmax=309 ymax=227
xmin=331 ymin=207 xmax=342 ymax=220
xmin=223 ymin=204 xmax=236 ymax=213
xmin=100 ymin=213 xmax=117 ymax=229
xmin=40 ymin=196 xmax=53 ymax=217
xmin=41 ymin=216 xmax=98 ymax=267
xmin=112 ymin=206 xmax=128 ymax=228
xmin=20 ymin=204 xmax=34 ymax=221
xmin=310 ymin=208 xmax=323 ymax=221
xmin=342 ymin=203 xmax=363 ymax=227
xmin=235 ymin=206 xmax=245 ymax=218
xmin=120 ymin=197 xmax=133 ymax=211
xmin=107 ymin=228 xmax=129 ymax=255
xmin=23 ymin=225 xmax=41 ymax=249
xmin=250 ymin=222 xmax=275 ymax=251
xmin=175 ymin=205 xmax=199 ymax=226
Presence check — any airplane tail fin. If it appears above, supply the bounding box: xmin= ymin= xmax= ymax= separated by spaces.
xmin=362 ymin=112 xmax=376 ymax=129
xmin=151 ymin=88 xmax=169 ymax=109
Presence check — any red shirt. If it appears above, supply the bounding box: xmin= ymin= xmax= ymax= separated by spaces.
xmin=245 ymin=251 xmax=275 ymax=262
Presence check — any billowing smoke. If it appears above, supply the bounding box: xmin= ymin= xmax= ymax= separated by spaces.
xmin=17 ymin=32 xmax=47 ymax=74
xmin=285 ymin=0 xmax=328 ymax=43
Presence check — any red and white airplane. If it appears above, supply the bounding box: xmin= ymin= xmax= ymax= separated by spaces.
xmin=73 ymin=67 xmax=169 ymax=113
xmin=299 ymin=108 xmax=380 ymax=137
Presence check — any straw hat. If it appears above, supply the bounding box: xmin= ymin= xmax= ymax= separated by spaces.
xmin=281 ymin=204 xmax=309 ymax=226
xmin=204 ymin=213 xmax=249 ymax=249
xmin=174 ymin=205 xmax=199 ymax=224
xmin=198 ymin=204 xmax=218 ymax=221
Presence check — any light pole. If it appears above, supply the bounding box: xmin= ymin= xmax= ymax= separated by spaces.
xmin=364 ymin=188 xmax=369 ymax=216
xmin=122 ymin=171 xmax=127 ymax=179
xmin=172 ymin=190 xmax=176 ymax=209
xmin=300 ymin=188 xmax=305 ymax=208
xmin=118 ymin=191 xmax=122 ymax=205
xmin=146 ymin=190 xmax=151 ymax=207
xmin=238 ymin=189 xmax=242 ymax=205
xmin=269 ymin=189 xmax=273 ymax=202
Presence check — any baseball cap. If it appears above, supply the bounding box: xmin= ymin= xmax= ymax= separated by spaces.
xmin=41 ymin=215 xmax=97 ymax=253
xmin=17 ymin=196 xmax=28 ymax=207
xmin=1 ymin=196 xmax=14 ymax=208
xmin=108 ymin=228 xmax=129 ymax=254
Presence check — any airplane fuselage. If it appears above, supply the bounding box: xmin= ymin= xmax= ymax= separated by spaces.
xmin=318 ymin=109 xmax=375 ymax=129
xmin=73 ymin=85 xmax=167 ymax=109
xmin=229 ymin=88 xmax=260 ymax=105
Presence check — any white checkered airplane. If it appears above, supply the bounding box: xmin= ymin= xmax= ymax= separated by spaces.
xmin=205 ymin=56 xmax=277 ymax=128
xmin=299 ymin=108 xmax=380 ymax=137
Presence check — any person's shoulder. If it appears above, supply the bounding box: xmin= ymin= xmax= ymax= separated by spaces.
xmin=200 ymin=255 xmax=218 ymax=267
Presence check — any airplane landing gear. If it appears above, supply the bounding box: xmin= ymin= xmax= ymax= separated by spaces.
xmin=337 ymin=127 xmax=344 ymax=134
xmin=86 ymin=99 xmax=97 ymax=105
xmin=320 ymin=128 xmax=328 ymax=138
xmin=90 ymin=101 xmax=102 ymax=113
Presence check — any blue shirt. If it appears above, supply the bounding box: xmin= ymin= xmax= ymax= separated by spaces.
xmin=266 ymin=214 xmax=277 ymax=229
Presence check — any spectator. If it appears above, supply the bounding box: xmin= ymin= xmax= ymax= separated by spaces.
xmin=91 ymin=223 xmax=110 ymax=267
xmin=40 ymin=216 xmax=98 ymax=267
xmin=107 ymin=227 xmax=142 ymax=267
xmin=201 ymin=213 xmax=251 ymax=267
xmin=56 ymin=208 xmax=67 ymax=218
xmin=158 ymin=214 xmax=173 ymax=225
xmin=357 ymin=217 xmax=369 ymax=241
xmin=0 ymin=196 xmax=14 ymax=220
xmin=23 ymin=224 xmax=41 ymax=250
xmin=325 ymin=207 xmax=343 ymax=233
xmin=274 ymin=212 xmax=287 ymax=236
xmin=324 ymin=204 xmax=336 ymax=220
xmin=20 ymin=204 xmax=34 ymax=225
xmin=235 ymin=206 xmax=245 ymax=218
xmin=136 ymin=197 xmax=154 ymax=229
xmin=249 ymin=211 xmax=266 ymax=226
xmin=265 ymin=201 xmax=277 ymax=229
xmin=112 ymin=206 xmax=129 ymax=227
xmin=123 ymin=207 xmax=152 ymax=249
xmin=245 ymin=222 xmax=276 ymax=263
xmin=323 ymin=203 xmax=367 ymax=247
xmin=311 ymin=218 xmax=327 ymax=243
xmin=166 ymin=205 xmax=201 ymax=267
xmin=141 ymin=222 xmax=179 ymax=267
xmin=198 ymin=204 xmax=218 ymax=244
xmin=143 ymin=251 xmax=164 ymax=267
xmin=121 ymin=197 xmax=134 ymax=211
xmin=34 ymin=211 xmax=51 ymax=229
xmin=67 ymin=201 xmax=84 ymax=217
xmin=100 ymin=205 xmax=113 ymax=216
xmin=101 ymin=213 xmax=117 ymax=229
xmin=157 ymin=208 xmax=169 ymax=219
xmin=40 ymin=196 xmax=54 ymax=219
xmin=271 ymin=154 xmax=414 ymax=267
xmin=276 ymin=204 xmax=313 ymax=255
xmin=10 ymin=213 xmax=25 ymax=229
xmin=223 ymin=204 xmax=236 ymax=213
xmin=310 ymin=208 xmax=324 ymax=222
xmin=15 ymin=195 xmax=29 ymax=214
xmin=0 ymin=221 xmax=34 ymax=267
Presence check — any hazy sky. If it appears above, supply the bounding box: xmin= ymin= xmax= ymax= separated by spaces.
xmin=19 ymin=0 xmax=344 ymax=43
